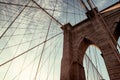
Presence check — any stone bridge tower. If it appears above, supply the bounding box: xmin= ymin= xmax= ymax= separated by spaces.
xmin=60 ymin=2 xmax=120 ymax=80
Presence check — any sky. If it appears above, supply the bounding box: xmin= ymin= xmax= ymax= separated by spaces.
xmin=0 ymin=0 xmax=119 ymax=80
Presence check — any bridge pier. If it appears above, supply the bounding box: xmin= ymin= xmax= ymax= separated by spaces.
xmin=60 ymin=24 xmax=86 ymax=80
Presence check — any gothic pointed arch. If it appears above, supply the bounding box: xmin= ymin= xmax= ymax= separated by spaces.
xmin=114 ymin=21 xmax=120 ymax=40
xmin=83 ymin=45 xmax=110 ymax=80
xmin=114 ymin=21 xmax=120 ymax=53
xmin=77 ymin=38 xmax=92 ymax=65
xmin=77 ymin=37 xmax=110 ymax=80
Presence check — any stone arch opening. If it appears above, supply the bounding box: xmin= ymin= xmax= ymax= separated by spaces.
xmin=117 ymin=37 xmax=120 ymax=53
xmin=114 ymin=21 xmax=120 ymax=53
xmin=78 ymin=38 xmax=110 ymax=80
xmin=77 ymin=38 xmax=92 ymax=64
xmin=114 ymin=21 xmax=120 ymax=40
xmin=83 ymin=45 xmax=110 ymax=80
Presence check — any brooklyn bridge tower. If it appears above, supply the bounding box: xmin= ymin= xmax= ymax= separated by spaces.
xmin=60 ymin=1 xmax=120 ymax=80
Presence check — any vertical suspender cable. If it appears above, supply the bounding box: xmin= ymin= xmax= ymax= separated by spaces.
xmin=0 ymin=0 xmax=32 ymax=39
xmin=33 ymin=0 xmax=59 ymax=79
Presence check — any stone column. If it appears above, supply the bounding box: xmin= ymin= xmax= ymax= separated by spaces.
xmin=60 ymin=23 xmax=86 ymax=80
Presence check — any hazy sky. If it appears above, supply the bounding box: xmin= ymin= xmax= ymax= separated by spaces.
xmin=0 ymin=0 xmax=119 ymax=80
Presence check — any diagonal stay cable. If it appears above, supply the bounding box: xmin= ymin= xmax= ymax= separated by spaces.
xmin=31 ymin=0 xmax=63 ymax=26
xmin=0 ymin=32 xmax=58 ymax=51
xmin=45 ymin=37 xmax=62 ymax=80
xmin=34 ymin=19 xmax=51 ymax=80
xmin=0 ymin=32 xmax=62 ymax=67
xmin=34 ymin=0 xmax=59 ymax=79
xmin=44 ymin=1 xmax=58 ymax=79
xmin=85 ymin=54 xmax=103 ymax=79
xmin=0 ymin=0 xmax=31 ymax=39
xmin=0 ymin=1 xmax=84 ymax=15
xmin=11 ymin=35 xmax=62 ymax=80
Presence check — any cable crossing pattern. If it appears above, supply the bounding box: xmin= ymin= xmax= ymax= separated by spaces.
xmin=0 ymin=0 xmax=119 ymax=80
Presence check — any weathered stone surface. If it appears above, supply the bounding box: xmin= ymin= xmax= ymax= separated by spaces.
xmin=60 ymin=2 xmax=120 ymax=80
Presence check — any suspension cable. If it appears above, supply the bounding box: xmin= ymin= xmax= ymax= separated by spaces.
xmin=32 ymin=0 xmax=63 ymax=26
xmin=0 ymin=1 xmax=84 ymax=16
xmin=2 ymin=2 xmax=35 ymax=79
xmin=11 ymin=35 xmax=62 ymax=80
xmin=0 ymin=32 xmax=62 ymax=67
xmin=0 ymin=0 xmax=32 ymax=39
xmin=34 ymin=0 xmax=59 ymax=79
xmin=85 ymin=54 xmax=103 ymax=79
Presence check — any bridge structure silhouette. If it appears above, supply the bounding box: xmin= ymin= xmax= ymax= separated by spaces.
xmin=0 ymin=0 xmax=119 ymax=80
